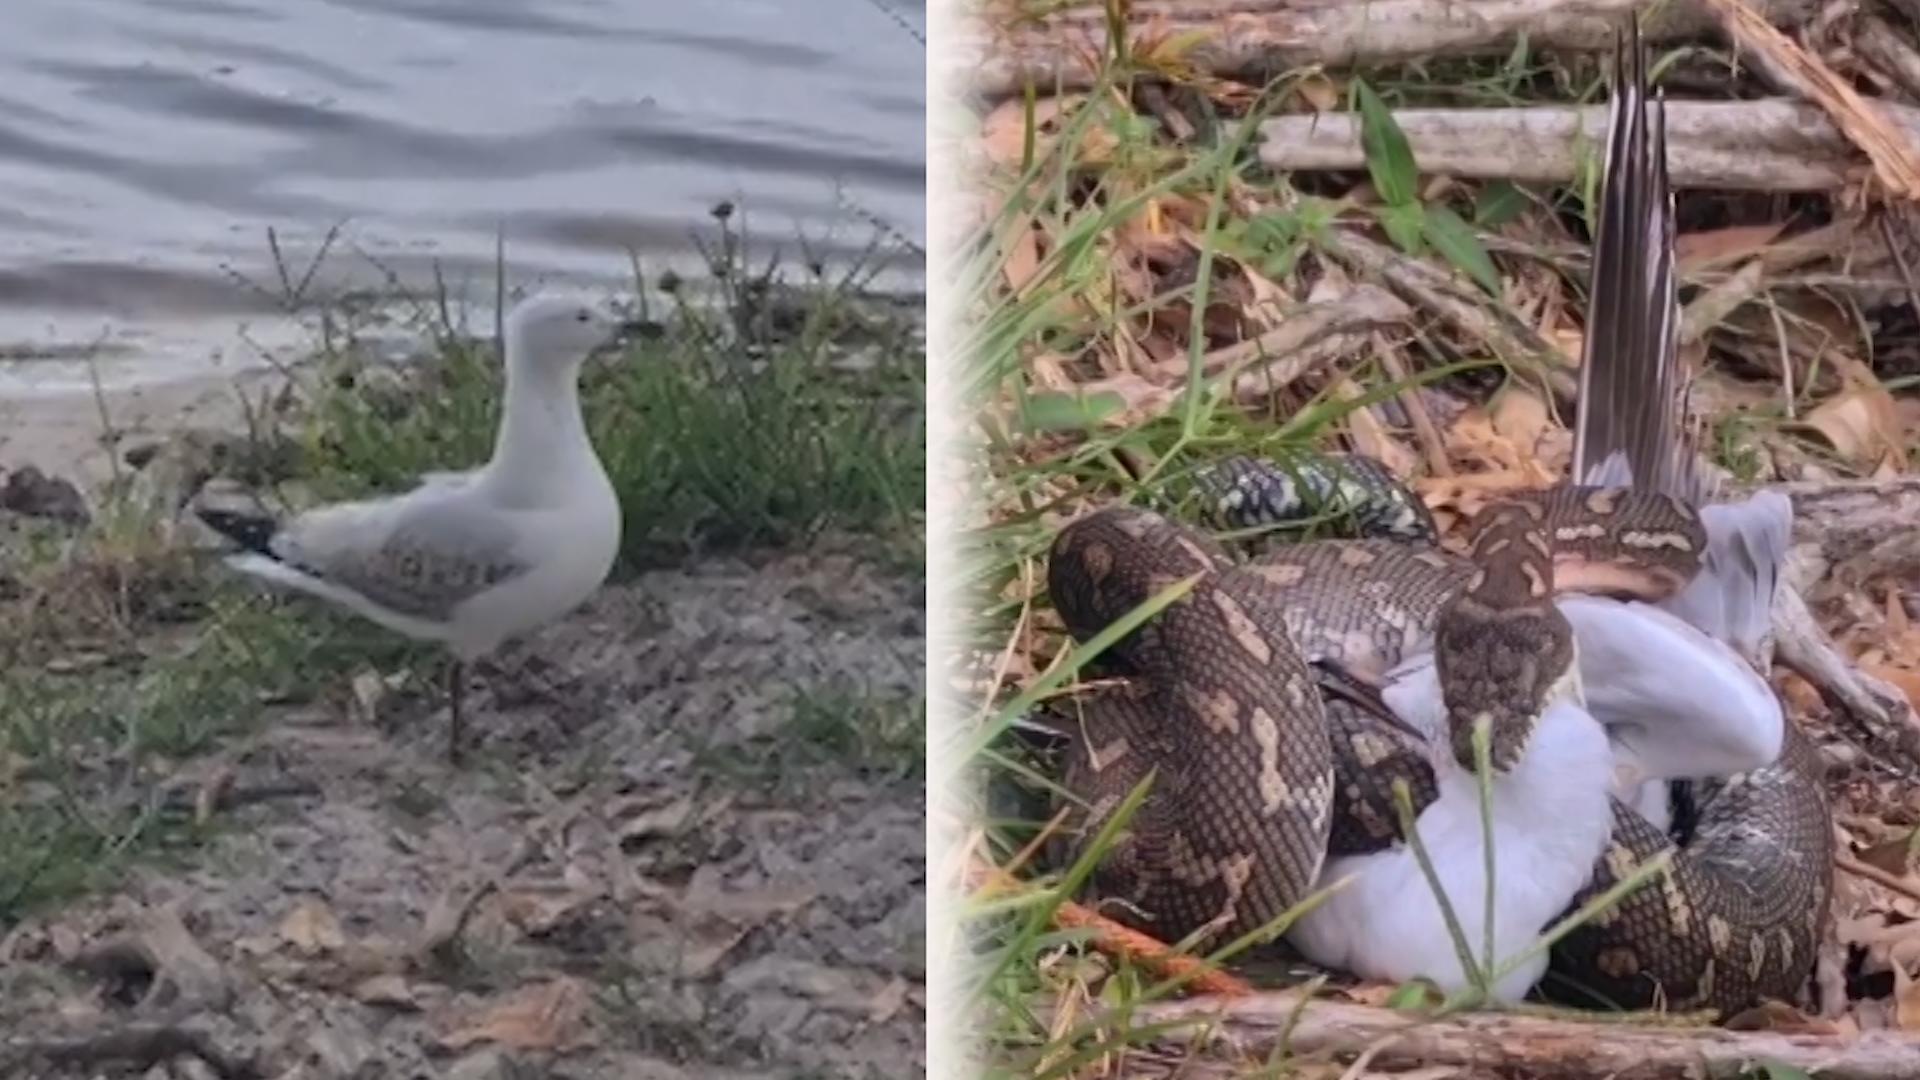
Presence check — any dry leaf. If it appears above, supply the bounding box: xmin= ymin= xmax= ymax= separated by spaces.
xmin=279 ymin=898 xmax=346 ymax=955
xmin=1489 ymin=385 xmax=1555 ymax=462
xmin=1675 ymin=222 xmax=1789 ymax=272
xmin=498 ymin=886 xmax=600 ymax=937
xmin=352 ymin=973 xmax=422 ymax=1011
xmin=1294 ymin=73 xmax=1341 ymax=112
xmin=696 ymin=882 xmax=818 ymax=926
xmin=1798 ymin=360 xmax=1903 ymax=470
xmin=1001 ymin=225 xmax=1043 ymax=295
xmin=1896 ymin=963 xmax=1920 ymax=1030
xmin=350 ymin=669 xmax=386 ymax=724
xmin=1723 ymin=998 xmax=1842 ymax=1034
xmin=978 ymin=94 xmax=1111 ymax=169
xmin=616 ymin=794 xmax=696 ymax=845
xmin=867 ymin=976 xmax=913 ymax=1025
xmin=1334 ymin=379 xmax=1418 ymax=479
xmin=680 ymin=923 xmax=752 ymax=978
xmin=1778 ymin=672 xmax=1828 ymax=719
xmin=1862 ymin=663 xmax=1920 ymax=712
xmin=438 ymin=977 xmax=596 ymax=1052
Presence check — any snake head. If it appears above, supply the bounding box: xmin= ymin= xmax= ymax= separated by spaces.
xmin=1433 ymin=594 xmax=1578 ymax=774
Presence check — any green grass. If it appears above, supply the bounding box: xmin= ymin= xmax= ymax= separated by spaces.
xmin=0 ymin=587 xmax=404 ymax=924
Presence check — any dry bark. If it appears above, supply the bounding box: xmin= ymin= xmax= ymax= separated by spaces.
xmin=954 ymin=0 xmax=1819 ymax=102
xmin=1698 ymin=0 xmax=1920 ymax=200
xmin=1776 ymin=476 xmax=1920 ymax=590
xmin=1119 ymin=990 xmax=1920 ymax=1078
xmin=1258 ymin=99 xmax=1920 ymax=191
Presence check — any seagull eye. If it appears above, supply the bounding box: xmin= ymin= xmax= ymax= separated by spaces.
xmin=575 ymin=310 xmax=591 ymax=323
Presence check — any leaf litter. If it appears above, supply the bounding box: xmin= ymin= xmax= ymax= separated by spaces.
xmin=0 ymin=543 xmax=926 ymax=1078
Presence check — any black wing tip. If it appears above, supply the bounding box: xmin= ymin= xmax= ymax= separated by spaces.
xmin=193 ymin=505 xmax=281 ymax=557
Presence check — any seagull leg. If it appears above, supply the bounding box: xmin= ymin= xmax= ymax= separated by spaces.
xmin=447 ymin=659 xmax=466 ymax=765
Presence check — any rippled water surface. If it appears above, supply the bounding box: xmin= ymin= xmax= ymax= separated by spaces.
xmin=0 ymin=0 xmax=924 ymax=390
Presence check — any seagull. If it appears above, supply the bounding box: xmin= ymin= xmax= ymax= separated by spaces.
xmin=195 ymin=293 xmax=639 ymax=762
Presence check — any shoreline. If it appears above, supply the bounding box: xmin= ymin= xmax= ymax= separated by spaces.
xmin=0 ymin=367 xmax=291 ymax=490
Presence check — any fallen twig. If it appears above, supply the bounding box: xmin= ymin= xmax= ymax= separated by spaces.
xmin=1319 ymin=230 xmax=1576 ymax=399
xmin=1123 ymin=988 xmax=1920 ymax=1079
xmin=70 ymin=904 xmax=233 ymax=1014
xmin=1258 ymin=99 xmax=1920 ymax=192
xmin=956 ymin=0 xmax=1819 ymax=102
xmin=1152 ymin=283 xmax=1412 ymax=386
xmin=968 ymin=857 xmax=1255 ymax=997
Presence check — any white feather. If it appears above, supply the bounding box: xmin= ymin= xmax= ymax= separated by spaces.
xmin=1288 ymin=655 xmax=1615 ymax=1003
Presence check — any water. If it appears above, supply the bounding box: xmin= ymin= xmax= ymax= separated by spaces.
xmin=0 ymin=0 xmax=925 ymax=394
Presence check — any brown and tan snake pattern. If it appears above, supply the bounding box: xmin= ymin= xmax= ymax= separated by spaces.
xmin=1048 ymin=481 xmax=1831 ymax=1016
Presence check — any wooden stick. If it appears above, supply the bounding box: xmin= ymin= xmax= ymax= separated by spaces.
xmin=1256 ymin=100 xmax=1920 ymax=192
xmin=954 ymin=0 xmax=1820 ymax=102
xmin=1120 ymin=988 xmax=1920 ymax=1079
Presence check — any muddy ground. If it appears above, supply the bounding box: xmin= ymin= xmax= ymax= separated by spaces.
xmin=0 ymin=541 xmax=927 ymax=1079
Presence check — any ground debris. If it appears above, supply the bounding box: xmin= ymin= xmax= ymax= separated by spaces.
xmin=0 ymin=555 xmax=926 ymax=1078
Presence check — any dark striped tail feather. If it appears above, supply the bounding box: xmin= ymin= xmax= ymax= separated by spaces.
xmin=193 ymin=505 xmax=281 ymax=557
xmin=1573 ymin=14 xmax=1694 ymax=501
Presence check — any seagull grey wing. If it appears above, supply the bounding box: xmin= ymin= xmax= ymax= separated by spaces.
xmin=282 ymin=497 xmax=532 ymax=622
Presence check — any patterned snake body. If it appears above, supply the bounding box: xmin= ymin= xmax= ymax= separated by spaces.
xmin=1053 ymin=454 xmax=1831 ymax=1015
xmin=1048 ymin=508 xmax=1334 ymax=944
xmin=1051 ymin=484 xmax=1702 ymax=941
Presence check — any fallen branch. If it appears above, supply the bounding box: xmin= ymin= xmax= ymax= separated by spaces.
xmin=1756 ymin=477 xmax=1920 ymax=768
xmin=956 ymin=0 xmax=1818 ymax=102
xmin=1774 ymin=477 xmax=1920 ymax=590
xmin=1699 ymin=0 xmax=1920 ymax=200
xmin=70 ymin=904 xmax=233 ymax=1014
xmin=1122 ymin=989 xmax=1920 ymax=1079
xmin=1258 ymin=99 xmax=1920 ymax=191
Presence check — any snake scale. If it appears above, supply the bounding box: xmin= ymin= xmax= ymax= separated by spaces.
xmin=1048 ymin=451 xmax=1832 ymax=1015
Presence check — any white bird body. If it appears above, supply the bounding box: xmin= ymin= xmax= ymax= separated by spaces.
xmin=1287 ymin=517 xmax=1790 ymax=1000
xmin=198 ymin=294 xmax=631 ymax=758
xmin=1561 ymin=594 xmax=1783 ymax=794
xmin=1288 ymin=656 xmax=1615 ymax=1003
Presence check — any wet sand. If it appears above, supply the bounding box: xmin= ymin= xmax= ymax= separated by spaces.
xmin=0 ymin=368 xmax=284 ymax=488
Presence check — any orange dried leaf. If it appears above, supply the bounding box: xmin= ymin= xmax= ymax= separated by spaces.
xmin=438 ymin=977 xmax=596 ymax=1052
xmin=1897 ymin=964 xmax=1920 ymax=1030
xmin=1862 ymin=663 xmax=1920 ymax=712
xmin=1674 ymin=222 xmax=1789 ymax=273
xmin=1798 ymin=360 xmax=1904 ymax=470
